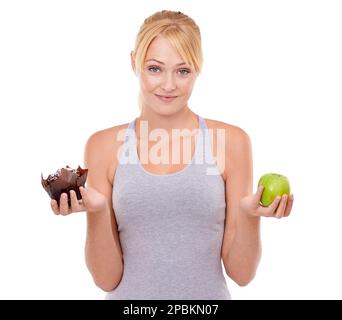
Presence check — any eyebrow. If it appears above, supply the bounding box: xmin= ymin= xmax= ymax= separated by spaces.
xmin=145 ymin=58 xmax=187 ymax=66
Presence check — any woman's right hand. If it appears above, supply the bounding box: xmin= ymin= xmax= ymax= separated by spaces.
xmin=50 ymin=186 xmax=108 ymax=215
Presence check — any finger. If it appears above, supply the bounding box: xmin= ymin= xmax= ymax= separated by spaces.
xmin=79 ymin=187 xmax=89 ymax=208
xmin=265 ymin=196 xmax=281 ymax=217
xmin=274 ymin=195 xmax=288 ymax=219
xmin=255 ymin=185 xmax=264 ymax=206
xmin=284 ymin=194 xmax=294 ymax=217
xmin=70 ymin=190 xmax=81 ymax=212
xmin=50 ymin=199 xmax=60 ymax=215
xmin=59 ymin=193 xmax=70 ymax=215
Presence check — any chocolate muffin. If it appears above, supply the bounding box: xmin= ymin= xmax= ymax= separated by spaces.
xmin=41 ymin=165 xmax=88 ymax=206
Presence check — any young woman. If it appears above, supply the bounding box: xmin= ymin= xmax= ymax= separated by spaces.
xmin=50 ymin=10 xmax=294 ymax=300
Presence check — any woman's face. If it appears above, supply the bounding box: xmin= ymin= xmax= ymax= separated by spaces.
xmin=132 ymin=34 xmax=199 ymax=116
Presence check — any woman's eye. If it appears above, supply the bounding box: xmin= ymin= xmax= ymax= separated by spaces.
xmin=178 ymin=69 xmax=190 ymax=75
xmin=148 ymin=66 xmax=160 ymax=73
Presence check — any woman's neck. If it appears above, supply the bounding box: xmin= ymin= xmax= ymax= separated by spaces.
xmin=137 ymin=107 xmax=198 ymax=136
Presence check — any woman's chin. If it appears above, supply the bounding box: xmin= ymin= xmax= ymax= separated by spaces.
xmin=147 ymin=104 xmax=184 ymax=116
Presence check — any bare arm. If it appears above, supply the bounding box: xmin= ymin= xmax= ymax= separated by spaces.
xmin=84 ymin=131 xmax=123 ymax=292
xmin=221 ymin=126 xmax=261 ymax=286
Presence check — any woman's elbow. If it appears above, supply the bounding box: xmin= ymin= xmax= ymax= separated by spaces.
xmin=227 ymin=270 xmax=256 ymax=287
xmin=92 ymin=269 xmax=123 ymax=292
xmin=94 ymin=277 xmax=120 ymax=292
xmin=233 ymin=275 xmax=255 ymax=287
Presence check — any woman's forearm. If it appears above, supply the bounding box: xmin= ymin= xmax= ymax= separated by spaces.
xmin=223 ymin=213 xmax=262 ymax=286
xmin=85 ymin=204 xmax=123 ymax=292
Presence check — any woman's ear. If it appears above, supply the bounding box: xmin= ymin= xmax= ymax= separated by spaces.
xmin=130 ymin=51 xmax=137 ymax=74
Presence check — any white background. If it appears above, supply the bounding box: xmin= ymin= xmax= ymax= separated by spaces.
xmin=1 ymin=0 xmax=341 ymax=299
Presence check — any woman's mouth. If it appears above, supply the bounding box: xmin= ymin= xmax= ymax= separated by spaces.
xmin=155 ymin=94 xmax=178 ymax=102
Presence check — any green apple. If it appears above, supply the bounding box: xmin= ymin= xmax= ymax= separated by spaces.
xmin=258 ymin=173 xmax=291 ymax=207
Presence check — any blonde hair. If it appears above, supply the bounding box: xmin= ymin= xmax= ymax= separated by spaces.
xmin=132 ymin=10 xmax=203 ymax=111
xmin=133 ymin=10 xmax=203 ymax=74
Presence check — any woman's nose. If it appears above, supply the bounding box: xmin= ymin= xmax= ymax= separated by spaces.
xmin=161 ymin=72 xmax=176 ymax=92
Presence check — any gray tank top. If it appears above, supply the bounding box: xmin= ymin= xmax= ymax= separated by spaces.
xmin=106 ymin=114 xmax=231 ymax=300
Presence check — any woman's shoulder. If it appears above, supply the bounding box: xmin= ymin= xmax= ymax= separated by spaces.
xmin=84 ymin=123 xmax=131 ymax=185
xmin=85 ymin=123 xmax=130 ymax=151
xmin=204 ymin=117 xmax=252 ymax=161
xmin=202 ymin=118 xmax=251 ymax=181
xmin=203 ymin=117 xmax=250 ymax=142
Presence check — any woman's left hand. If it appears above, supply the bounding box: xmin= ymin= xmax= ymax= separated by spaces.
xmin=240 ymin=186 xmax=294 ymax=219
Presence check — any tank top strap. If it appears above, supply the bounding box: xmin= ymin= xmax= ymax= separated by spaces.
xmin=119 ymin=118 xmax=138 ymax=165
xmin=194 ymin=116 xmax=215 ymax=166
xmin=192 ymin=116 xmax=204 ymax=165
